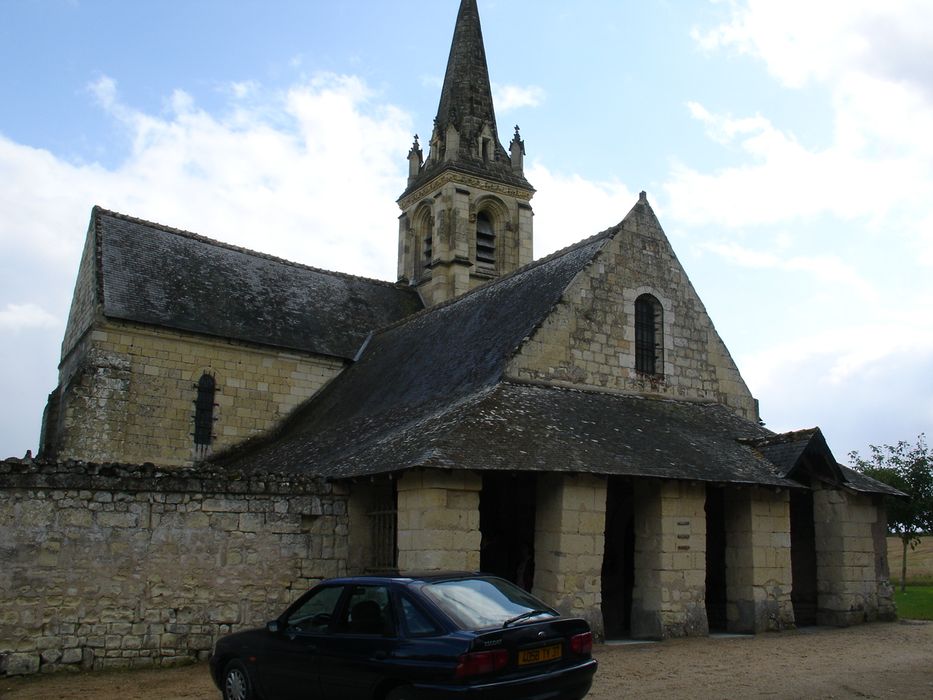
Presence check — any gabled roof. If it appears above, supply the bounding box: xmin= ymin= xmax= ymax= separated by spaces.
xmin=217 ymin=221 xmax=792 ymax=488
xmin=216 ymin=230 xmax=614 ymax=472
xmin=91 ymin=207 xmax=422 ymax=359
xmin=750 ymin=428 xmax=906 ymax=497
xmin=751 ymin=428 xmax=843 ymax=482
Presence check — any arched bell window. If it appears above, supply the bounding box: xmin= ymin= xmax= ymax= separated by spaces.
xmin=635 ymin=294 xmax=663 ymax=377
xmin=476 ymin=211 xmax=496 ymax=268
xmin=193 ymin=373 xmax=216 ymax=448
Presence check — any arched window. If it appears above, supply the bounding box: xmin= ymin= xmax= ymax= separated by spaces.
xmin=193 ymin=373 xmax=216 ymax=448
xmin=476 ymin=211 xmax=496 ymax=267
xmin=416 ymin=207 xmax=434 ymax=278
xmin=635 ymin=294 xmax=663 ymax=377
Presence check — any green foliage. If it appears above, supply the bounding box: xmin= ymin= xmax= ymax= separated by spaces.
xmin=850 ymin=435 xmax=933 ymax=589
xmin=894 ymin=586 xmax=933 ymax=621
xmin=850 ymin=434 xmax=933 ymax=542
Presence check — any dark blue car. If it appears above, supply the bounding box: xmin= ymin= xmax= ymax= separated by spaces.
xmin=209 ymin=572 xmax=597 ymax=700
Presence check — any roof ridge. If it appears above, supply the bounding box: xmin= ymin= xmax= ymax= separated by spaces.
xmin=367 ymin=225 xmax=619 ymax=337
xmin=91 ymin=205 xmax=409 ymax=291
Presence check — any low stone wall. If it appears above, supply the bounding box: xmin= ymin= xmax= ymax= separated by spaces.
xmin=0 ymin=459 xmax=348 ymax=676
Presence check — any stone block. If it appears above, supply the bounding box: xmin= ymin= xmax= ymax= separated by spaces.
xmin=2 ymin=652 xmax=40 ymax=675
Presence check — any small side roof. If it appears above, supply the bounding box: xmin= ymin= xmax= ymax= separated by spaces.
xmin=751 ymin=429 xmax=907 ymax=497
xmin=92 ymin=207 xmax=423 ymax=359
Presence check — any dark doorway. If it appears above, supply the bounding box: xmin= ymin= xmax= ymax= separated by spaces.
xmin=705 ymin=485 xmax=728 ymax=631
xmin=601 ymin=477 xmax=635 ymax=638
xmin=790 ymin=488 xmax=818 ymax=626
xmin=480 ymin=472 xmax=536 ymax=590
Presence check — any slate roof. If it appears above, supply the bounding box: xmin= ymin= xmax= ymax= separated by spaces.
xmin=750 ymin=429 xmax=905 ymax=497
xmin=217 ymin=230 xmax=614 ymax=473
xmin=221 ymin=378 xmax=799 ymax=485
xmin=92 ymin=207 xmax=423 ymax=359
xmin=217 ymin=223 xmax=792 ymax=489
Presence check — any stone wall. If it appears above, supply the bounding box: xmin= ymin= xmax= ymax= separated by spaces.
xmin=46 ymin=320 xmax=345 ymax=466
xmin=0 ymin=459 xmax=348 ymax=676
xmin=813 ymin=485 xmax=896 ymax=625
xmin=724 ymin=488 xmax=795 ymax=632
xmin=533 ymin=474 xmax=607 ymax=637
xmin=630 ymin=480 xmax=708 ymax=639
xmin=506 ymin=195 xmax=758 ymax=422
xmin=396 ymin=470 xmax=481 ymax=572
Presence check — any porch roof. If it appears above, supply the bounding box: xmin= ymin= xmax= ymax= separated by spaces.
xmin=220 ymin=380 xmax=799 ymax=488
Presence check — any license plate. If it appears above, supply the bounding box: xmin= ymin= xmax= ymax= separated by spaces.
xmin=518 ymin=643 xmax=562 ymax=666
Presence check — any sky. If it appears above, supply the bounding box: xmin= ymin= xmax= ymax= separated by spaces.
xmin=1 ymin=0 xmax=931 ymax=464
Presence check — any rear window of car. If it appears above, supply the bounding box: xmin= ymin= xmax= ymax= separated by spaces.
xmin=421 ymin=577 xmax=556 ymax=629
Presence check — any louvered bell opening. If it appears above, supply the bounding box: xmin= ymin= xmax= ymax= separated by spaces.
xmin=476 ymin=213 xmax=496 ymax=266
xmin=423 ymin=233 xmax=433 ymax=268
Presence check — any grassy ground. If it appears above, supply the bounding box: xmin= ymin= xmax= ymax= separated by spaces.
xmin=894 ymin=586 xmax=933 ymax=620
xmin=887 ymin=535 xmax=933 ymax=620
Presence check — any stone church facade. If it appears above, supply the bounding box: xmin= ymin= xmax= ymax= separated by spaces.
xmin=1 ymin=0 xmax=900 ymax=676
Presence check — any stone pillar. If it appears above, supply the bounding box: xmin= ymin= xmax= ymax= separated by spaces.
xmin=532 ymin=474 xmax=606 ymax=637
xmin=813 ymin=485 xmax=896 ymax=625
xmin=630 ymin=480 xmax=707 ymax=639
xmin=723 ymin=488 xmax=794 ymax=632
xmin=396 ymin=470 xmax=481 ymax=572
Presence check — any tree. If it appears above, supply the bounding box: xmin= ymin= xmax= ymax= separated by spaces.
xmin=849 ymin=434 xmax=933 ymax=592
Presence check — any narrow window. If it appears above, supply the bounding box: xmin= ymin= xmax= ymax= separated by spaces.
xmin=476 ymin=212 xmax=496 ymax=267
xmin=635 ymin=294 xmax=663 ymax=377
xmin=194 ymin=373 xmax=216 ymax=447
xmin=421 ymin=214 xmax=433 ymax=275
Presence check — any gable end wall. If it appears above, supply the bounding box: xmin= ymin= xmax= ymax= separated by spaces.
xmin=506 ymin=208 xmax=757 ymax=420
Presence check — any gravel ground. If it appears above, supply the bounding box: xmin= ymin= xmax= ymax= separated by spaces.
xmin=2 ymin=620 xmax=931 ymax=699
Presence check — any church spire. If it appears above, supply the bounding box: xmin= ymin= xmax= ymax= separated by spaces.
xmin=400 ymin=0 xmax=532 ymax=196
xmin=397 ymin=0 xmax=535 ymax=307
xmin=434 ymin=0 xmax=500 ymax=158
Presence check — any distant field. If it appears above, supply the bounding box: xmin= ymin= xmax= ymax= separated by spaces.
xmin=887 ymin=535 xmax=933 ymax=584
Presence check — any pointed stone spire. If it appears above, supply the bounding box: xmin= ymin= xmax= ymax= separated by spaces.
xmin=400 ymin=0 xmax=532 ymax=198
xmin=434 ymin=0 xmax=500 ymax=157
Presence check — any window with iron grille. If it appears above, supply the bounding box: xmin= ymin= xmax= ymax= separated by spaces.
xmin=476 ymin=211 xmax=496 ymax=267
xmin=367 ymin=507 xmax=398 ymax=573
xmin=635 ymin=294 xmax=663 ymax=377
xmin=193 ymin=373 xmax=216 ymax=446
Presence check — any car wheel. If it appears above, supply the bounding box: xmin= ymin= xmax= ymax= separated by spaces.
xmin=385 ymin=685 xmax=415 ymax=700
xmin=222 ymin=659 xmax=255 ymax=700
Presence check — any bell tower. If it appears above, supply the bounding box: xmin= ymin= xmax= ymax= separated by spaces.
xmin=397 ymin=0 xmax=535 ymax=307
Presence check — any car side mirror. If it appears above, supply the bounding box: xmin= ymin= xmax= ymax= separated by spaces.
xmin=266 ymin=620 xmax=281 ymax=634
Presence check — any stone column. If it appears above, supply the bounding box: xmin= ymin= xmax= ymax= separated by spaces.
xmin=813 ymin=485 xmax=896 ymax=625
xmin=630 ymin=480 xmax=707 ymax=639
xmin=532 ymin=474 xmax=607 ymax=637
xmin=396 ymin=470 xmax=481 ymax=572
xmin=723 ymin=488 xmax=794 ymax=632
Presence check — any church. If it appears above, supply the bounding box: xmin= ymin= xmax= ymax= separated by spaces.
xmin=1 ymin=0 xmax=901 ymax=676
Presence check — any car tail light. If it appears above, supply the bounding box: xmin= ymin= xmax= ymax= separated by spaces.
xmin=455 ymin=649 xmax=509 ymax=678
xmin=570 ymin=632 xmax=593 ymax=655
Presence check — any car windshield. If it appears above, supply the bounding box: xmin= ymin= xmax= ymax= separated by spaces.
xmin=421 ymin=577 xmax=556 ymax=629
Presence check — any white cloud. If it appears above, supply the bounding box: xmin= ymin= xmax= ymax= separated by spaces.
xmin=0 ymin=303 xmax=59 ymax=332
xmin=700 ymin=241 xmax=878 ymax=302
xmin=693 ymin=0 xmax=933 ymax=91
xmin=493 ymin=84 xmax=545 ymax=112
xmin=0 ymin=71 xmax=415 ymax=459
xmin=678 ymin=2 xmax=933 ymax=236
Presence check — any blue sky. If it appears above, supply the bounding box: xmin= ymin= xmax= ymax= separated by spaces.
xmin=1 ymin=0 xmax=931 ymax=462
